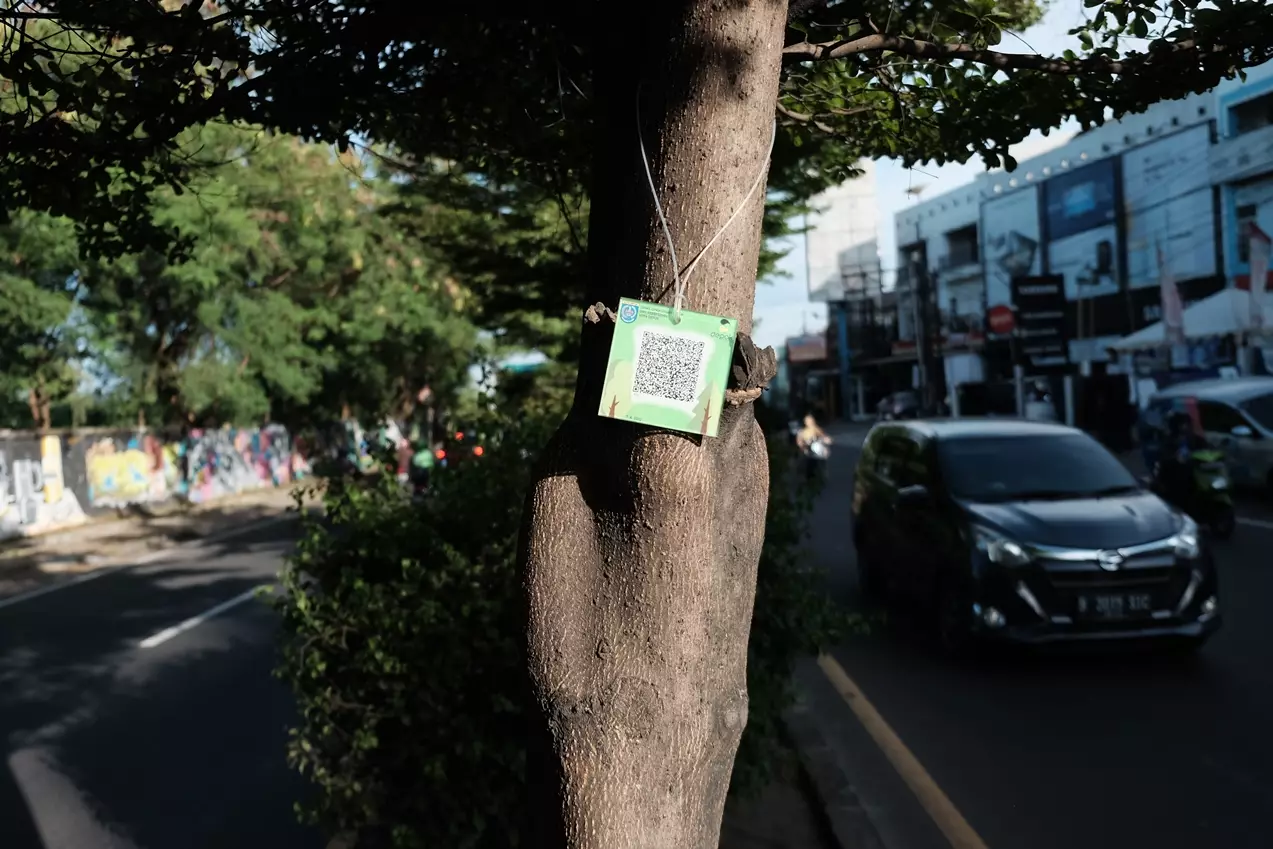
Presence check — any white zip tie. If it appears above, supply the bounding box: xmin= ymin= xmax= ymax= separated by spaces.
xmin=637 ymin=87 xmax=778 ymax=323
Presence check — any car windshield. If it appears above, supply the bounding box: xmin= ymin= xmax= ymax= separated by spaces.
xmin=938 ymin=432 xmax=1139 ymax=502
xmin=1240 ymin=391 xmax=1273 ymax=431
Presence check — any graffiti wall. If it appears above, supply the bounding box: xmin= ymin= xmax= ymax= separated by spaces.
xmin=0 ymin=435 xmax=88 ymax=539
xmin=186 ymin=425 xmax=306 ymax=503
xmin=0 ymin=425 xmax=310 ymax=541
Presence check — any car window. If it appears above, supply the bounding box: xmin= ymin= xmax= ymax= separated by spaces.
xmin=938 ymin=432 xmax=1137 ymax=502
xmin=1140 ymin=400 xmax=1169 ymax=430
xmin=1239 ymin=391 xmax=1273 ymax=431
xmin=869 ymin=431 xmax=901 ymax=479
xmin=878 ymin=431 xmax=931 ymax=488
xmin=867 ymin=428 xmax=904 ymax=479
xmin=1197 ymin=401 xmax=1248 ymax=434
xmin=859 ymin=428 xmax=883 ymax=475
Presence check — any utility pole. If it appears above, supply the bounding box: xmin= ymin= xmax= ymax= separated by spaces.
xmin=910 ymin=250 xmax=939 ymax=416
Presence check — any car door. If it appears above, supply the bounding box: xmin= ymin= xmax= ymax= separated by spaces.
xmin=1237 ymin=391 xmax=1273 ymax=491
xmin=855 ymin=427 xmax=905 ymax=588
xmin=1197 ymin=401 xmax=1258 ymax=486
xmin=884 ymin=430 xmax=943 ymax=601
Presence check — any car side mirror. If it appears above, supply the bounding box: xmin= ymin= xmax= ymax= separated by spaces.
xmin=1232 ymin=425 xmax=1254 ymax=439
xmin=896 ymin=484 xmax=931 ymax=506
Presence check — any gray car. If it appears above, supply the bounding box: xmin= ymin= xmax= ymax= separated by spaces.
xmin=1146 ymin=376 xmax=1273 ymax=495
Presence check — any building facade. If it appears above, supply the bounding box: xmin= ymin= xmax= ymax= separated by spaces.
xmin=885 ymin=61 xmax=1273 ymax=402
xmin=800 ymin=161 xmax=886 ymax=417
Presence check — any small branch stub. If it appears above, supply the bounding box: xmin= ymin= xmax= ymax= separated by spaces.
xmin=725 ymin=332 xmax=777 ymax=406
xmin=583 ymin=302 xmax=617 ymax=325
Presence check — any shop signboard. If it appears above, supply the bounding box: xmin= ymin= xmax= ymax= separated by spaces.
xmin=1048 ymin=224 xmax=1121 ymax=300
xmin=981 ymin=185 xmax=1042 ymax=310
xmin=1042 ymin=158 xmax=1119 ymax=242
xmin=1123 ymin=188 xmax=1218 ymax=289
xmin=1011 ymin=275 xmax=1070 ymax=369
xmin=1122 ymin=125 xmax=1212 ymax=213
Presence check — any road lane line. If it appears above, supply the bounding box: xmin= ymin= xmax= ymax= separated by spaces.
xmin=137 ymin=585 xmax=269 ymax=649
xmin=0 ymin=568 xmax=116 ymax=612
xmin=818 ymin=653 xmax=991 ymax=849
xmin=0 ymin=514 xmax=295 ymax=612
xmin=1237 ymin=516 xmax=1273 ymax=531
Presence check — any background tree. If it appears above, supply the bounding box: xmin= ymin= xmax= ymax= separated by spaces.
xmin=6 ymin=0 xmax=1273 ymax=846
xmin=74 ymin=124 xmax=478 ymax=428
xmin=0 ymin=210 xmax=82 ymax=429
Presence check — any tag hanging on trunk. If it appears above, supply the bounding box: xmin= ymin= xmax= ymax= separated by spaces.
xmin=598 ymin=298 xmax=737 ymax=437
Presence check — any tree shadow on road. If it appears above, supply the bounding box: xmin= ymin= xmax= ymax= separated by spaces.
xmin=0 ymin=533 xmax=318 ymax=849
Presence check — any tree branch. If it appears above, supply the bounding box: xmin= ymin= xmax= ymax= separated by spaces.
xmin=782 ymin=32 xmax=1224 ymax=75
xmin=776 ymin=102 xmax=836 ymax=134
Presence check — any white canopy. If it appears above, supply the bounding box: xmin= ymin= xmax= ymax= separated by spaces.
xmin=1111 ymin=287 xmax=1273 ymax=351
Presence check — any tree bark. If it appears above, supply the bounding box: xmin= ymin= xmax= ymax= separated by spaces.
xmin=518 ymin=2 xmax=787 ymax=847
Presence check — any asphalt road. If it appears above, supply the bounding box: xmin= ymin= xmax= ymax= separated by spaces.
xmin=807 ymin=426 xmax=1273 ymax=849
xmin=7 ymin=430 xmax=1272 ymax=849
xmin=0 ymin=521 xmax=316 ymax=849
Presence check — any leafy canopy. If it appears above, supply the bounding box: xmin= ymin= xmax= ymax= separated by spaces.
xmin=3 ymin=0 xmax=1272 ymax=361
xmin=3 ymin=1 xmax=1271 ymax=225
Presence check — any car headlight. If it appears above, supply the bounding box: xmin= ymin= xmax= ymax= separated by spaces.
xmin=973 ymin=526 xmax=1032 ymax=567
xmin=1172 ymin=515 xmax=1201 ymax=559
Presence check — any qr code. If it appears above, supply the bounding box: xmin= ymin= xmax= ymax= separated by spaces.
xmin=631 ymin=330 xmax=706 ymax=403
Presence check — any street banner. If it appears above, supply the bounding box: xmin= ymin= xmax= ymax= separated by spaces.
xmin=1157 ymin=241 xmax=1186 ymax=346
xmin=1250 ymin=223 xmax=1270 ymax=331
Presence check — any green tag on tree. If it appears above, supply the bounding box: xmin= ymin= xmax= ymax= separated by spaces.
xmin=598 ymin=298 xmax=738 ymax=437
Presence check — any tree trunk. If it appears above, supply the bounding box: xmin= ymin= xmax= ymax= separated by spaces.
xmin=518 ymin=2 xmax=787 ymax=846
xmin=27 ymin=387 xmax=41 ymax=430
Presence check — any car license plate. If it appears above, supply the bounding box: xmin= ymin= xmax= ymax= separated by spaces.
xmin=1077 ymin=593 xmax=1154 ymax=619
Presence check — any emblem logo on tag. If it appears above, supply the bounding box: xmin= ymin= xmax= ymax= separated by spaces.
xmin=619 ymin=303 xmax=639 ymax=323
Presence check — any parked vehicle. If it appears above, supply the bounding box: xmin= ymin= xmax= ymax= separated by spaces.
xmin=877 ymin=390 xmax=919 ymax=421
xmin=852 ymin=419 xmax=1220 ymax=656
xmin=1141 ymin=376 xmax=1273 ymax=497
xmin=1149 ymin=446 xmax=1236 ymax=540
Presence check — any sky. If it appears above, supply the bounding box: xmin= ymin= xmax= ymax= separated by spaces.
xmin=752 ymin=0 xmax=1095 ymax=351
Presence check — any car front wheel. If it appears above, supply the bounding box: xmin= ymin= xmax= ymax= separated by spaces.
xmin=935 ymin=580 xmax=978 ymax=660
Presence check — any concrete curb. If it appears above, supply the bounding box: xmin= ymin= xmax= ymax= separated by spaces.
xmin=0 ymin=512 xmax=307 ymax=611
xmin=784 ymin=690 xmax=888 ymax=849
xmin=0 ymin=480 xmax=319 ymax=552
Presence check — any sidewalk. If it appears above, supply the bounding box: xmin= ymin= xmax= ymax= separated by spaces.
xmin=720 ymin=742 xmax=840 ymax=849
xmin=0 ymin=483 xmax=321 ymax=599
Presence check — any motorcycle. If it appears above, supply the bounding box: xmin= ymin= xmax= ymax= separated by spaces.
xmin=1150 ymin=448 xmax=1236 ymax=540
xmin=800 ymin=435 xmax=830 ymax=481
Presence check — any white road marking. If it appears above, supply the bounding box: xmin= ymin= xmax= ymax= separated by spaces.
xmin=1237 ymin=516 xmax=1273 ymax=531
xmin=0 ymin=568 xmax=118 ymax=612
xmin=137 ymin=585 xmax=268 ymax=649
xmin=0 ymin=514 xmax=295 ymax=612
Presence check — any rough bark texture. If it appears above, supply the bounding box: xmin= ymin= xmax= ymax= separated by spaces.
xmin=518 ymin=2 xmax=789 ymax=847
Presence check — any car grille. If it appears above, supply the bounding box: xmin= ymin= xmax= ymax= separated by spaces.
xmin=1047 ymin=567 xmax=1174 ymax=591
xmin=1024 ymin=545 xmax=1193 ymax=622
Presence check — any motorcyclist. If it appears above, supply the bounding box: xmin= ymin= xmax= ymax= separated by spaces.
xmin=796 ymin=413 xmax=832 ymax=482
xmin=1157 ymin=410 xmax=1207 ymax=504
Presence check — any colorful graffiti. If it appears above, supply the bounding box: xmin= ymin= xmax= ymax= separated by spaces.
xmin=84 ymin=434 xmax=184 ymax=507
xmin=187 ymin=426 xmax=282 ymax=503
xmin=0 ymin=437 xmax=87 ymax=538
xmin=0 ymin=424 xmax=311 ymax=541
